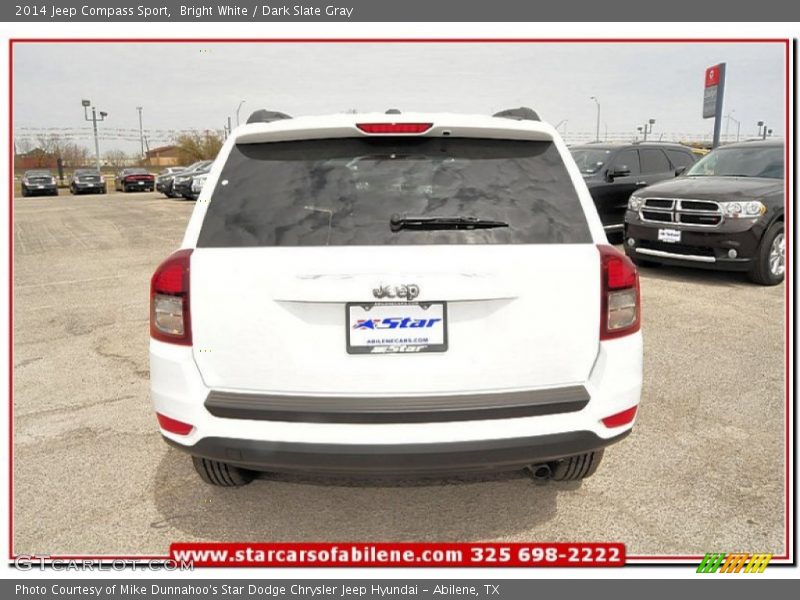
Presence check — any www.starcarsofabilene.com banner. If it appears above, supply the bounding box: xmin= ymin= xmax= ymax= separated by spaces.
xmin=168 ymin=542 xmax=625 ymax=567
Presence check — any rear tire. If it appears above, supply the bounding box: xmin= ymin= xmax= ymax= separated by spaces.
xmin=550 ymin=450 xmax=604 ymax=481
xmin=749 ymin=222 xmax=784 ymax=286
xmin=192 ymin=456 xmax=256 ymax=487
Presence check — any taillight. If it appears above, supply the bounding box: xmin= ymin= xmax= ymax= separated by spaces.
xmin=598 ymin=245 xmax=640 ymax=340
xmin=150 ymin=249 xmax=192 ymax=345
xmin=601 ymin=405 xmax=638 ymax=428
xmin=356 ymin=123 xmax=432 ymax=134
xmin=156 ymin=413 xmax=194 ymax=435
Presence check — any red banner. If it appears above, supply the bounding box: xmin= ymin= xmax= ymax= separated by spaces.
xmin=170 ymin=542 xmax=625 ymax=567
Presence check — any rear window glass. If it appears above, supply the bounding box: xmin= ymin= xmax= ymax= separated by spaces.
xmin=197 ymin=137 xmax=590 ymax=247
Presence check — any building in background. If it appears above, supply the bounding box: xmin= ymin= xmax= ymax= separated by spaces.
xmin=15 ymin=148 xmax=58 ymax=170
xmin=145 ymin=145 xmax=180 ymax=167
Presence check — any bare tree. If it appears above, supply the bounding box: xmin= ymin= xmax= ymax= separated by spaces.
xmin=15 ymin=137 xmax=33 ymax=155
xmin=105 ymin=149 xmax=130 ymax=169
xmin=37 ymin=133 xmax=64 ymax=158
xmin=175 ymin=130 xmax=224 ymax=164
xmin=61 ymin=143 xmax=91 ymax=168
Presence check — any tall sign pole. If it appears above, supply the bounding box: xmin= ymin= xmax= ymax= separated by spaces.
xmin=703 ymin=63 xmax=726 ymax=148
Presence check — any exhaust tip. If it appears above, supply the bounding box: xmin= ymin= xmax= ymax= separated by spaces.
xmin=526 ymin=463 xmax=552 ymax=483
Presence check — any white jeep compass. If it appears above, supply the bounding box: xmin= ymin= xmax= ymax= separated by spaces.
xmin=149 ymin=107 xmax=643 ymax=486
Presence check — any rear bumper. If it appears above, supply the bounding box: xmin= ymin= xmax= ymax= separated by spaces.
xmin=204 ymin=385 xmax=590 ymax=424
xmin=164 ymin=430 xmax=630 ymax=475
xmin=123 ymin=180 xmax=154 ymax=190
xmin=150 ymin=331 xmax=642 ymax=474
xmin=72 ymin=182 xmax=104 ymax=192
xmin=23 ymin=185 xmax=57 ymax=195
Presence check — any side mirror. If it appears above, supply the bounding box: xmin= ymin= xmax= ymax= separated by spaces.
xmin=608 ymin=165 xmax=631 ymax=180
xmin=675 ymin=166 xmax=687 ymax=176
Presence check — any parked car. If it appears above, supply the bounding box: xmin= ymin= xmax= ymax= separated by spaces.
xmin=185 ymin=165 xmax=213 ymax=201
xmin=20 ymin=169 xmax=58 ymax=197
xmin=69 ymin=168 xmax=106 ymax=195
xmin=150 ymin=108 xmax=643 ymax=486
xmin=115 ymin=167 xmax=155 ymax=192
xmin=624 ymin=139 xmax=784 ymax=285
xmin=570 ymin=142 xmax=697 ymax=235
xmin=172 ymin=160 xmax=213 ymax=200
xmin=156 ymin=167 xmax=186 ymax=197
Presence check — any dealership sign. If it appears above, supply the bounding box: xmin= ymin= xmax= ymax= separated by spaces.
xmin=703 ymin=63 xmax=724 ymax=118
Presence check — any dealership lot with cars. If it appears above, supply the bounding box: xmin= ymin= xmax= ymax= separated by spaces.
xmin=13 ymin=186 xmax=784 ymax=555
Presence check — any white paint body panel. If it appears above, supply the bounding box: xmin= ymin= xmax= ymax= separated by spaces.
xmin=151 ymin=111 xmax=642 ymax=451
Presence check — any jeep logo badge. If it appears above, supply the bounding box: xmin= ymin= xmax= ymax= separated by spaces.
xmin=372 ymin=284 xmax=420 ymax=301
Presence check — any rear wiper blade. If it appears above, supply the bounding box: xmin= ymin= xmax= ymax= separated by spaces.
xmin=390 ymin=214 xmax=509 ymax=232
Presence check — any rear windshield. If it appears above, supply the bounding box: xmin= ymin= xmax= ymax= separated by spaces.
xmin=197 ymin=137 xmax=590 ymax=247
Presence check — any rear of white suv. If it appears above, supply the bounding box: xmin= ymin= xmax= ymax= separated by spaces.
xmin=150 ymin=108 xmax=642 ymax=486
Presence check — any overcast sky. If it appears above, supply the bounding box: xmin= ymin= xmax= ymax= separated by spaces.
xmin=13 ymin=42 xmax=785 ymax=153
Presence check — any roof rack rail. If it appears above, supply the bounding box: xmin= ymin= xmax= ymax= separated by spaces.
xmin=385 ymin=108 xmax=401 ymax=114
xmin=492 ymin=107 xmax=540 ymax=122
xmin=246 ymin=109 xmax=292 ymax=125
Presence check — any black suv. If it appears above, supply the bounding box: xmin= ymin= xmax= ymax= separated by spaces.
xmin=570 ymin=143 xmax=696 ymax=234
xmin=624 ymin=139 xmax=784 ymax=285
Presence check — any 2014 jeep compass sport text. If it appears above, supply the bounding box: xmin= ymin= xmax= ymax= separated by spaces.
xmin=149 ymin=108 xmax=643 ymax=486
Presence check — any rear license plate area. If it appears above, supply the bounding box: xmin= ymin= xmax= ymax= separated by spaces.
xmin=346 ymin=302 xmax=448 ymax=354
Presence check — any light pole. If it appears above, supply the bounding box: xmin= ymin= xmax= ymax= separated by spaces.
xmin=757 ymin=121 xmax=764 ymax=138
xmin=236 ymin=99 xmax=246 ymax=126
xmin=136 ymin=106 xmax=144 ymax=159
xmin=641 ymin=118 xmax=655 ymax=141
xmin=590 ymin=96 xmax=600 ymax=142
xmin=725 ymin=113 xmax=741 ymax=142
xmin=724 ymin=110 xmax=734 ymax=141
xmin=82 ymin=99 xmax=107 ymax=172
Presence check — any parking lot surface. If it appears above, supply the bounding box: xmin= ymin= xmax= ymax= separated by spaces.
xmin=12 ymin=193 xmax=786 ymax=556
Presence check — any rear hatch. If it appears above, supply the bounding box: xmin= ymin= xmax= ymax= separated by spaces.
xmin=190 ymin=135 xmax=600 ymax=395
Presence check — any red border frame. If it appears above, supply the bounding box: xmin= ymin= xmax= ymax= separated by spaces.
xmin=7 ymin=37 xmax=793 ymax=567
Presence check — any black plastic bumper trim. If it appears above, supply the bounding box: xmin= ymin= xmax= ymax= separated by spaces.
xmin=204 ymin=386 xmax=590 ymax=424
xmin=163 ymin=430 xmax=630 ymax=475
